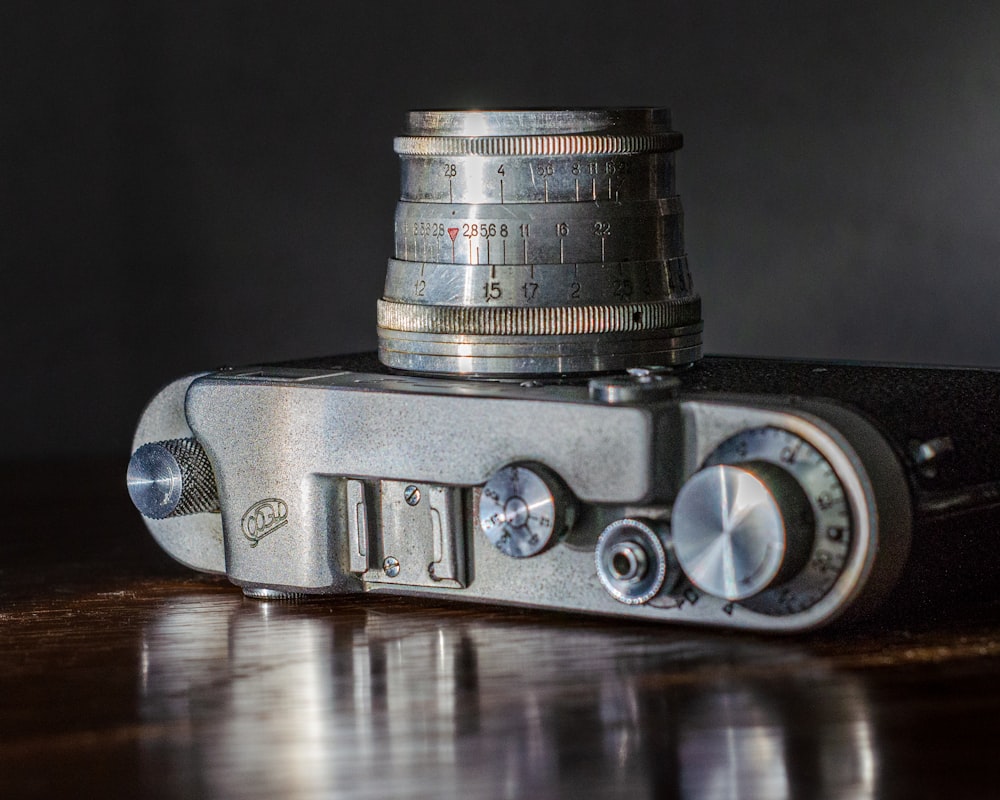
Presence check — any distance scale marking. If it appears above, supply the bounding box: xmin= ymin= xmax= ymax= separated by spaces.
xmin=395 ymin=199 xmax=684 ymax=266
xmin=382 ymin=257 xmax=694 ymax=307
xmin=399 ymin=153 xmax=676 ymax=205
xmin=700 ymin=426 xmax=854 ymax=616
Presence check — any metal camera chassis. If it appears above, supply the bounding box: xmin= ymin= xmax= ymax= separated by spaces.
xmin=127 ymin=108 xmax=1000 ymax=632
xmin=129 ymin=352 xmax=1000 ymax=633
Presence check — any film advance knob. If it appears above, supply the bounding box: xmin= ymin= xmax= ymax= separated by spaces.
xmin=670 ymin=462 xmax=814 ymax=601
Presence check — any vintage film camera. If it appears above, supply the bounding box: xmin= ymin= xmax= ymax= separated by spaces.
xmin=127 ymin=109 xmax=1000 ymax=632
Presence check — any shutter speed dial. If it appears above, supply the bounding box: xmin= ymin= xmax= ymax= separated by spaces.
xmin=478 ymin=464 xmax=569 ymax=558
xmin=672 ymin=427 xmax=854 ymax=612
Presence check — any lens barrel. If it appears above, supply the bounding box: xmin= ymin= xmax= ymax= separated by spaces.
xmin=377 ymin=109 xmax=702 ymax=375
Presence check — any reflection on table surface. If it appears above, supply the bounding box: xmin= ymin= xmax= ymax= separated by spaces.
xmin=4 ymin=584 xmax=1000 ymax=799
xmin=2 ymin=462 xmax=1000 ymax=798
xmin=135 ymin=593 xmax=884 ymax=799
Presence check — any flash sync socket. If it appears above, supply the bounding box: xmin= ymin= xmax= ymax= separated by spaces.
xmin=596 ymin=518 xmax=677 ymax=605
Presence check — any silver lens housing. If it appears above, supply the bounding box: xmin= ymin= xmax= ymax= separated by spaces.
xmin=377 ymin=108 xmax=702 ymax=375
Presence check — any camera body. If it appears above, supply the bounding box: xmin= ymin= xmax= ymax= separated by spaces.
xmin=129 ymin=352 xmax=1000 ymax=632
xmin=127 ymin=109 xmax=1000 ymax=632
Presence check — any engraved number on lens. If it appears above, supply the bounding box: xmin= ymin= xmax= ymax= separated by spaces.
xmin=379 ymin=109 xmax=702 ymax=374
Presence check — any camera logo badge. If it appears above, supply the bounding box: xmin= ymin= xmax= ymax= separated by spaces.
xmin=241 ymin=498 xmax=289 ymax=547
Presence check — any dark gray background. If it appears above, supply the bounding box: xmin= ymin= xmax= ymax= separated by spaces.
xmin=5 ymin=1 xmax=1000 ymax=460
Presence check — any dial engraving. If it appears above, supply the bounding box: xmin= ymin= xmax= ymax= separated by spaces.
xmin=478 ymin=465 xmax=565 ymax=558
xmin=701 ymin=427 xmax=853 ymax=615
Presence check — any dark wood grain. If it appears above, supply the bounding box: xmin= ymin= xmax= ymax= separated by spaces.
xmin=2 ymin=461 xmax=1000 ymax=798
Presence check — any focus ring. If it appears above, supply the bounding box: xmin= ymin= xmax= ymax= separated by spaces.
xmin=394 ymin=132 xmax=683 ymax=157
xmin=377 ymin=297 xmax=701 ymax=336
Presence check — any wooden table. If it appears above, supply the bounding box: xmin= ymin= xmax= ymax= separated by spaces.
xmin=2 ymin=461 xmax=999 ymax=798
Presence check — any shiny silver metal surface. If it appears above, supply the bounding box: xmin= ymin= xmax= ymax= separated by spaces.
xmin=377 ymin=297 xmax=696 ymax=335
xmin=121 ymin=363 xmax=911 ymax=631
xmin=127 ymin=438 xmax=220 ymax=520
xmin=595 ymin=518 xmax=677 ymax=604
xmin=478 ymin=464 xmax=565 ymax=558
xmin=379 ymin=325 xmax=703 ymax=375
xmin=399 ymin=153 xmax=675 ymax=203
xmin=671 ymin=465 xmax=793 ymax=601
xmin=240 ymin=587 xmax=306 ymax=600
xmin=124 ymin=107 xmax=926 ymax=632
xmin=126 ymin=442 xmax=184 ymax=520
xmin=367 ymin=482 xmax=467 ymax=588
xmin=129 ymin=374 xmax=226 ymax=575
xmin=381 ymin=257 xmax=692 ymax=307
xmin=378 ymin=108 xmax=702 ymax=374
xmin=401 ymin=108 xmax=674 ymax=137
xmin=393 ymin=199 xmax=683 ymax=265
xmin=693 ymin=427 xmax=856 ymax=615
xmin=588 ymin=370 xmax=680 ymax=404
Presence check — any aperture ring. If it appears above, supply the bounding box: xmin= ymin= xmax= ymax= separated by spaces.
xmin=377 ymin=297 xmax=701 ymax=336
xmin=394 ymin=132 xmax=683 ymax=157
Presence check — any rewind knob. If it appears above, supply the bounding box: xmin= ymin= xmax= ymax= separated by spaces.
xmin=127 ymin=438 xmax=220 ymax=520
xmin=671 ymin=460 xmax=814 ymax=601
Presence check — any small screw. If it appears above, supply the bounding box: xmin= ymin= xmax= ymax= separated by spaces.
xmin=383 ymin=556 xmax=401 ymax=577
xmin=404 ymin=485 xmax=421 ymax=506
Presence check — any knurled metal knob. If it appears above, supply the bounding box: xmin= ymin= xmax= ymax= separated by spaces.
xmin=671 ymin=462 xmax=814 ymax=601
xmin=595 ymin=518 xmax=680 ymax=605
xmin=127 ymin=438 xmax=220 ymax=520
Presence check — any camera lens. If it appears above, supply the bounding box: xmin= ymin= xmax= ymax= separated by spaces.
xmin=377 ymin=108 xmax=702 ymax=375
